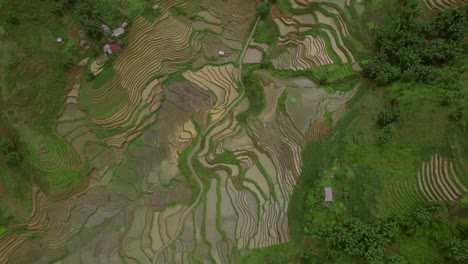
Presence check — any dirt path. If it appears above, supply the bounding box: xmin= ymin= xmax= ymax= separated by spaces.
xmin=151 ymin=17 xmax=261 ymax=262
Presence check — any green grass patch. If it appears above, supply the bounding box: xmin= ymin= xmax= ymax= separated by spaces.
xmin=210 ymin=151 xmax=239 ymax=165
xmin=90 ymin=66 xmax=116 ymax=89
xmin=163 ymin=73 xmax=187 ymax=86
xmin=237 ymin=66 xmax=266 ymax=122
xmin=288 ymin=176 xmax=306 ymax=241
xmin=269 ymin=63 xmax=358 ymax=86
xmin=394 ymin=235 xmax=444 ymax=263
xmin=253 ymin=15 xmax=279 ymax=47
xmin=122 ymin=0 xmax=148 ymax=19
xmin=238 ymin=243 xmax=300 ymax=264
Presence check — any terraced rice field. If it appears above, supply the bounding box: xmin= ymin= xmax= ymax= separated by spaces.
xmin=271 ymin=2 xmax=356 ymax=71
xmin=423 ymin=0 xmax=466 ymax=11
xmin=417 ymin=153 xmax=467 ymax=202
xmin=0 ymin=0 xmax=365 ymax=262
xmin=375 ymin=180 xmax=426 ymax=218
xmin=272 ymin=35 xmax=334 ymax=70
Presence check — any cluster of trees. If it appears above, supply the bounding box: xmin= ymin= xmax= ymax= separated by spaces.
xmin=54 ymin=0 xmax=124 ymax=40
xmin=319 ymin=218 xmax=398 ymax=263
xmin=257 ymin=0 xmax=275 ymax=19
xmin=237 ymin=67 xmax=266 ymax=122
xmin=443 ymin=238 xmax=468 ymax=263
xmin=316 ymin=202 xmax=466 ymax=263
xmin=363 ymin=2 xmax=468 ymax=85
xmin=376 ymin=106 xmax=400 ymax=145
xmin=0 ymin=138 xmax=21 ymax=165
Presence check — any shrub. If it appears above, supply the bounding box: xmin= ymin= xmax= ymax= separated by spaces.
xmin=377 ymin=109 xmax=400 ymax=127
xmin=364 ymin=3 xmax=467 ymax=84
xmin=5 ymin=151 xmax=21 ymax=165
xmin=319 ymin=218 xmax=394 ymax=263
xmin=0 ymin=139 xmax=14 ymax=154
xmin=257 ymin=0 xmax=272 ymax=19
xmin=377 ymin=125 xmax=394 ymax=145
xmin=443 ymin=238 xmax=468 ymax=263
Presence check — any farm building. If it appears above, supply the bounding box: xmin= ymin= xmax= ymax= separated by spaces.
xmin=101 ymin=24 xmax=111 ymax=33
xmin=57 ymin=37 xmax=63 ymax=44
xmin=324 ymin=187 xmax=333 ymax=202
xmin=112 ymin=27 xmax=125 ymax=37
xmin=103 ymin=44 xmax=121 ymax=55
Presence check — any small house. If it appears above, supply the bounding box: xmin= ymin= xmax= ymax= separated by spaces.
xmin=112 ymin=27 xmax=125 ymax=37
xmin=101 ymin=24 xmax=111 ymax=33
xmin=109 ymin=44 xmax=121 ymax=52
xmin=103 ymin=44 xmax=112 ymax=54
xmin=218 ymin=50 xmax=225 ymax=56
xmin=57 ymin=37 xmax=63 ymax=44
xmin=122 ymin=22 xmax=128 ymax=28
xmin=153 ymin=4 xmax=160 ymax=10
xmin=324 ymin=187 xmax=333 ymax=202
xmin=104 ymin=43 xmax=122 ymax=55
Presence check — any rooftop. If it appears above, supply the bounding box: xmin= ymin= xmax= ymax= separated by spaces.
xmin=324 ymin=187 xmax=333 ymax=202
xmin=112 ymin=27 xmax=125 ymax=37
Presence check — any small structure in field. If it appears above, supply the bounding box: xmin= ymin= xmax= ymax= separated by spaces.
xmin=101 ymin=24 xmax=111 ymax=33
xmin=122 ymin=21 xmax=128 ymax=28
xmin=112 ymin=27 xmax=125 ymax=37
xmin=324 ymin=187 xmax=333 ymax=203
xmin=218 ymin=50 xmax=225 ymax=56
xmin=80 ymin=40 xmax=90 ymax=50
xmin=153 ymin=4 xmax=160 ymax=10
xmin=57 ymin=37 xmax=64 ymax=44
xmin=104 ymin=43 xmax=122 ymax=55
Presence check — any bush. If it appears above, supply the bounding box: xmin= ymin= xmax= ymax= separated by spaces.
xmin=377 ymin=125 xmax=394 ymax=145
xmin=443 ymin=238 xmax=468 ymax=263
xmin=257 ymin=0 xmax=272 ymax=19
xmin=377 ymin=109 xmax=400 ymax=127
xmin=319 ymin=218 xmax=395 ymax=263
xmin=0 ymin=139 xmax=14 ymax=154
xmin=363 ymin=55 xmax=400 ymax=85
xmin=5 ymin=151 xmax=21 ymax=165
xmin=364 ymin=3 xmax=467 ymax=84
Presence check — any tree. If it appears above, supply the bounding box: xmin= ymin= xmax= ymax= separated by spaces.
xmin=320 ymin=218 xmax=394 ymax=263
xmin=0 ymin=139 xmax=14 ymax=154
xmin=5 ymin=151 xmax=21 ymax=165
xmin=78 ymin=16 xmax=102 ymax=40
xmin=257 ymin=0 xmax=271 ymax=19
xmin=443 ymin=238 xmax=468 ymax=263
xmin=5 ymin=11 xmax=19 ymax=25
xmin=363 ymin=55 xmax=400 ymax=85
xmin=363 ymin=2 xmax=467 ymax=84
xmin=377 ymin=109 xmax=400 ymax=127
xmin=377 ymin=125 xmax=394 ymax=145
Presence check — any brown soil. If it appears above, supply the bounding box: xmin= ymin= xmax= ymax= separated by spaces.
xmin=303 ymin=118 xmax=332 ymax=144
xmin=0 ymin=185 xmax=5 ymax=198
xmin=0 ymin=126 xmax=10 ymax=138
xmin=271 ymin=5 xmax=288 ymax=19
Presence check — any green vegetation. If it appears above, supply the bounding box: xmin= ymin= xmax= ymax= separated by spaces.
xmin=257 ymin=0 xmax=272 ymax=19
xmin=253 ymin=15 xmax=279 ymax=47
xmin=237 ymin=65 xmax=266 ymax=122
xmin=0 ymin=0 xmax=466 ymax=262
xmin=364 ymin=2 xmax=468 ymax=85
xmin=0 ymin=137 xmax=21 ymax=165
xmin=247 ymin=0 xmax=467 ymax=261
